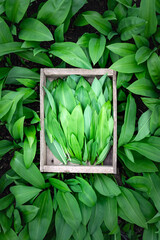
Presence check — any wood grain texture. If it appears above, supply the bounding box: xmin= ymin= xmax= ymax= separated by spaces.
xmin=40 ymin=68 xmax=117 ymax=174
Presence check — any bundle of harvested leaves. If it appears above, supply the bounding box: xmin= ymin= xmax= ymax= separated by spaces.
xmin=44 ymin=74 xmax=114 ymax=166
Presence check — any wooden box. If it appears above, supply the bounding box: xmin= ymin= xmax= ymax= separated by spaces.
xmin=40 ymin=68 xmax=117 ymax=174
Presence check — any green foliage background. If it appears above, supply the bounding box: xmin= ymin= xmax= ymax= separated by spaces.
xmin=0 ymin=0 xmax=160 ymax=239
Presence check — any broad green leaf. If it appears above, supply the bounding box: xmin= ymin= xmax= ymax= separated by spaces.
xmin=96 ymin=102 xmax=111 ymax=154
xmin=6 ymin=67 xmax=39 ymax=85
xmin=84 ymin=105 xmax=92 ymax=139
xmin=150 ymin=105 xmax=160 ymax=134
xmin=118 ymin=149 xmax=158 ymax=173
xmin=19 ymin=225 xmax=30 ymax=240
xmin=50 ymin=42 xmax=92 ymax=69
xmin=0 ymin=17 xmax=13 ymax=43
xmin=142 ymin=98 xmax=160 ymax=111
xmin=73 ymin=224 xmax=86 ymax=240
xmin=127 ymin=78 xmax=158 ymax=98
xmin=94 ymin=174 xmax=121 ymax=197
xmin=5 ymin=0 xmax=30 ymax=23
xmin=91 ymin=77 xmax=102 ymax=97
xmin=54 ymin=24 xmax=64 ymax=42
xmin=124 ymin=141 xmax=160 ymax=162
xmin=49 ymin=178 xmax=71 ymax=192
xmin=96 ymin=141 xmax=111 ymax=165
xmin=75 ymin=86 xmax=90 ymax=110
xmin=45 ymin=134 xmax=67 ymax=164
xmin=24 ymin=125 xmax=36 ymax=148
xmin=116 ymin=0 xmax=132 ymax=7
xmin=0 ymin=140 xmax=14 ymax=157
xmin=147 ymin=53 xmax=160 ymax=86
xmin=10 ymin=152 xmax=45 ymax=189
xmin=76 ymin=176 xmax=97 ymax=207
xmin=70 ymin=134 xmax=82 ymax=160
xmin=24 ymin=137 xmax=37 ymax=168
xmin=126 ymin=176 xmax=151 ymax=192
xmin=90 ymin=110 xmax=98 ymax=140
xmin=130 ymin=189 xmax=156 ymax=222
xmin=89 ymin=35 xmax=106 ymax=65
xmin=0 ymin=42 xmax=23 ymax=56
xmin=13 ymin=209 xmax=23 ymax=233
xmin=77 ymin=33 xmax=98 ymax=47
xmin=139 ymin=0 xmax=157 ymax=38
xmin=135 ymin=46 xmax=156 ymax=65
xmin=68 ymin=104 xmax=84 ymax=149
xmin=104 ymin=197 xmax=118 ymax=232
xmin=10 ymin=185 xmax=41 ymax=206
xmin=82 ymin=11 xmax=112 ymax=35
xmin=16 ymin=51 xmax=53 ymax=67
xmin=19 ymin=18 xmax=53 ymax=42
xmin=143 ymin=224 xmax=158 ymax=240
xmin=110 ymin=54 xmax=145 ymax=73
xmin=44 ymin=86 xmax=57 ymax=116
xmin=124 ymin=148 xmax=134 ymax=162
xmin=88 ymin=197 xmax=105 ymax=235
xmin=59 ymin=105 xmax=70 ymax=141
xmin=57 ymin=191 xmax=82 ymax=230
xmin=12 ymin=116 xmax=25 ymax=141
xmin=147 ymin=213 xmax=160 ymax=224
xmin=107 ymin=43 xmax=137 ymax=57
xmin=117 ymin=72 xmax=133 ymax=89
xmin=133 ymin=110 xmax=151 ymax=142
xmin=79 ymin=201 xmax=92 ymax=225
xmin=0 ymin=229 xmax=18 ymax=240
xmin=145 ymin=173 xmax=160 ymax=212
xmin=29 ymin=190 xmax=53 ymax=240
xmin=47 ymin=109 xmax=67 ymax=151
xmin=54 ymin=81 xmax=76 ymax=113
xmin=92 ymin=227 xmax=104 ymax=240
xmin=117 ymin=187 xmax=147 ymax=228
xmin=37 ymin=0 xmax=72 ymax=26
xmin=118 ymin=17 xmax=146 ymax=41
xmin=0 ymin=193 xmax=14 ymax=211
xmin=16 ymin=78 xmax=37 ymax=88
xmin=118 ymin=94 xmax=136 ymax=147
xmin=133 ymin=34 xmax=149 ymax=48
xmin=114 ymin=3 xmax=127 ymax=21
xmin=55 ymin=209 xmax=73 ymax=240
xmin=18 ymin=205 xmax=39 ymax=223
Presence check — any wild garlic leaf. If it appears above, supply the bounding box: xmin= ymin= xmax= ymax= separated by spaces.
xmin=5 ymin=0 xmax=30 ymax=23
xmin=70 ymin=134 xmax=82 ymax=161
xmin=89 ymin=35 xmax=106 ymax=65
xmin=50 ymin=42 xmax=92 ymax=69
xmin=135 ymin=46 xmax=156 ymax=65
xmin=107 ymin=43 xmax=137 ymax=57
xmin=110 ymin=54 xmax=145 ymax=73
xmin=24 ymin=137 xmax=37 ymax=169
xmin=118 ymin=94 xmax=136 ymax=147
xmin=68 ymin=104 xmax=84 ymax=149
xmin=37 ymin=0 xmax=72 ymax=26
xmin=133 ymin=110 xmax=151 ymax=142
xmin=54 ymin=81 xmax=76 ymax=113
xmin=118 ymin=17 xmax=146 ymax=41
xmin=12 ymin=116 xmax=25 ymax=141
xmin=0 ymin=17 xmax=13 ymax=43
xmin=127 ymin=78 xmax=158 ymax=98
xmin=139 ymin=0 xmax=157 ymax=38
xmin=84 ymin=105 xmax=92 ymax=139
xmin=19 ymin=18 xmax=53 ymax=42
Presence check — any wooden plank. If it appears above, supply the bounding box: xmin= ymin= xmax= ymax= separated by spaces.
xmin=113 ymin=71 xmax=117 ymax=174
xmin=42 ymin=165 xmax=114 ymax=174
xmin=40 ymin=69 xmax=47 ymax=171
xmin=44 ymin=68 xmax=114 ymax=77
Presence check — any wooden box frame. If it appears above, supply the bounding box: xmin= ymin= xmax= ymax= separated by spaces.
xmin=40 ymin=68 xmax=117 ymax=174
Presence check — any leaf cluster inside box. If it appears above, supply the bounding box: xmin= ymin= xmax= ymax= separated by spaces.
xmin=44 ymin=74 xmax=114 ymax=166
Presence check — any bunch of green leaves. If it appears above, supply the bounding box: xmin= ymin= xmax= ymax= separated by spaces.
xmin=44 ymin=74 xmax=114 ymax=165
